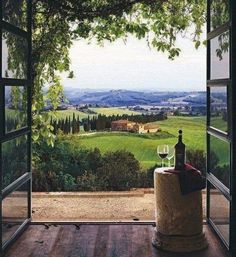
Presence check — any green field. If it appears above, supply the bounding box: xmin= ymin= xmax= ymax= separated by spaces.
xmin=53 ymin=107 xmax=140 ymax=120
xmin=52 ymin=110 xmax=92 ymax=120
xmin=89 ymin=107 xmax=140 ymax=116
xmin=63 ymin=116 xmax=206 ymax=169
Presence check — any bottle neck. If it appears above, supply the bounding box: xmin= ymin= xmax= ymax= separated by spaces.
xmin=178 ymin=135 xmax=182 ymax=143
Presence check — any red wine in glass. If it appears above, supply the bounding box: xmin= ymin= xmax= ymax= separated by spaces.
xmin=159 ymin=153 xmax=168 ymax=159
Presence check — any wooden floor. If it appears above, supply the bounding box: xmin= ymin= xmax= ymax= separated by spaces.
xmin=5 ymin=225 xmax=229 ymax=257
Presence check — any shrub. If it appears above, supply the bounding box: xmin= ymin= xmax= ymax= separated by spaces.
xmin=33 ymin=138 xmax=164 ymax=191
xmin=186 ymin=149 xmax=206 ymax=176
xmin=76 ymin=171 xmax=108 ymax=191
xmin=97 ymin=150 xmax=140 ymax=191
xmin=57 ymin=172 xmax=76 ymax=191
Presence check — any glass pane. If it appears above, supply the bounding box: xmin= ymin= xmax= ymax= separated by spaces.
xmin=2 ymin=182 xmax=29 ymax=244
xmin=210 ymin=0 xmax=229 ymax=31
xmin=2 ymin=136 xmax=28 ymax=188
xmin=209 ymin=184 xmax=229 ymax=244
xmin=210 ymin=31 xmax=230 ymax=80
xmin=5 ymin=86 xmax=28 ymax=132
xmin=2 ymin=0 xmax=27 ymax=30
xmin=209 ymin=135 xmax=230 ymax=188
xmin=2 ymin=30 xmax=28 ymax=79
xmin=210 ymin=86 xmax=227 ymax=133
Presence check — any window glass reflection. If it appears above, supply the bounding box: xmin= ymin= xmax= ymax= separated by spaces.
xmin=2 ymin=30 xmax=28 ymax=79
xmin=210 ymin=184 xmax=229 ymax=244
xmin=209 ymin=135 xmax=230 ymax=188
xmin=210 ymin=31 xmax=230 ymax=80
xmin=2 ymin=0 xmax=27 ymax=30
xmin=5 ymin=86 xmax=28 ymax=133
xmin=210 ymin=0 xmax=229 ymax=31
xmin=210 ymin=86 xmax=227 ymax=133
xmin=2 ymin=136 xmax=28 ymax=188
xmin=2 ymin=182 xmax=29 ymax=244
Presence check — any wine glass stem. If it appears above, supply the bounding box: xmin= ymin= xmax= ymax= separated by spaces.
xmin=168 ymin=160 xmax=170 ymax=167
xmin=162 ymin=159 xmax=164 ymax=167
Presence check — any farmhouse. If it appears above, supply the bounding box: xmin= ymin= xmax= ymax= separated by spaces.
xmin=111 ymin=120 xmax=159 ymax=133
xmin=143 ymin=124 xmax=160 ymax=133
xmin=111 ymin=120 xmax=136 ymax=132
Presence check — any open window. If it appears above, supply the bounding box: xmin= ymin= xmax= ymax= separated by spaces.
xmin=0 ymin=0 xmax=32 ymax=254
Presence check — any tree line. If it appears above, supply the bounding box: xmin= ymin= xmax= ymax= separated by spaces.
xmin=50 ymin=113 xmax=80 ymax=134
xmin=50 ymin=112 xmax=167 ymax=134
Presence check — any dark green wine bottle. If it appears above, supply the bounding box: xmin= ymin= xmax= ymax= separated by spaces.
xmin=174 ymin=130 xmax=185 ymax=170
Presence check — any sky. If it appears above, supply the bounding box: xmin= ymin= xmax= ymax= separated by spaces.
xmin=61 ymin=34 xmax=206 ymax=92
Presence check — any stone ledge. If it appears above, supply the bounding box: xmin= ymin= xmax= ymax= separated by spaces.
xmin=32 ymin=191 xmax=145 ymax=198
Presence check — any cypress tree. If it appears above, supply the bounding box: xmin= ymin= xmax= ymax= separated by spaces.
xmin=77 ymin=115 xmax=80 ymax=133
xmin=68 ymin=116 xmax=71 ymax=134
xmin=72 ymin=113 xmax=76 ymax=134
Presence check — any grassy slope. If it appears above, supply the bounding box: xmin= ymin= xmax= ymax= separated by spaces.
xmin=53 ymin=107 xmax=140 ymax=120
xmin=52 ymin=110 xmax=92 ymax=120
xmin=90 ymin=107 xmax=141 ymax=116
xmin=66 ymin=116 xmax=206 ymax=169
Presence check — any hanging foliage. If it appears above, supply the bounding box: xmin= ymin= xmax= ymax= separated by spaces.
xmin=4 ymin=0 xmax=209 ymax=144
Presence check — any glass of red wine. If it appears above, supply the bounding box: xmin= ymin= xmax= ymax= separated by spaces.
xmin=157 ymin=145 xmax=169 ymax=167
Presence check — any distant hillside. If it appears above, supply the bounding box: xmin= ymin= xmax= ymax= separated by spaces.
xmin=63 ymin=89 xmax=206 ymax=107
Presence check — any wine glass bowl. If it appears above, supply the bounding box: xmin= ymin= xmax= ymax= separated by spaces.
xmin=166 ymin=145 xmax=175 ymax=167
xmin=157 ymin=145 xmax=169 ymax=167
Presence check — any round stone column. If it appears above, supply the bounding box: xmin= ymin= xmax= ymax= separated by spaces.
xmin=152 ymin=167 xmax=208 ymax=252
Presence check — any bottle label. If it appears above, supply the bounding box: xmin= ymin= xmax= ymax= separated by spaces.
xmin=175 ymin=153 xmax=185 ymax=170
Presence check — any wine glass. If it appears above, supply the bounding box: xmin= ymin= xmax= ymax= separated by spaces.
xmin=157 ymin=145 xmax=169 ymax=167
xmin=166 ymin=145 xmax=175 ymax=167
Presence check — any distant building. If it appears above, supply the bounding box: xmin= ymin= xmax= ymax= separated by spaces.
xmin=111 ymin=120 xmax=136 ymax=132
xmin=143 ymin=124 xmax=160 ymax=133
xmin=111 ymin=120 xmax=160 ymax=134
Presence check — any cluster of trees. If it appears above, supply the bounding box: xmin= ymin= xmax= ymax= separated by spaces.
xmin=50 ymin=112 xmax=167 ymax=134
xmin=50 ymin=113 xmax=80 ymax=134
xmin=32 ymin=140 xmax=154 ymax=191
xmin=85 ymin=112 xmax=167 ymax=132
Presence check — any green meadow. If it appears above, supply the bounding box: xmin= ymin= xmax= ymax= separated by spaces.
xmin=52 ymin=109 xmax=92 ymax=120
xmin=89 ymin=107 xmax=140 ymax=116
xmin=63 ymin=116 xmax=206 ymax=169
xmin=53 ymin=107 xmax=141 ymax=120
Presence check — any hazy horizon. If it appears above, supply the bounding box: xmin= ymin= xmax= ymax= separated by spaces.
xmin=63 ymin=87 xmax=206 ymax=93
xmin=61 ymin=31 xmax=206 ymax=92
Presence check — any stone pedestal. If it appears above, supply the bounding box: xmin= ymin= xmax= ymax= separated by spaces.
xmin=152 ymin=167 xmax=208 ymax=252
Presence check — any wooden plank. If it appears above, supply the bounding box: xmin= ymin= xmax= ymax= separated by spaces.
xmin=5 ymin=226 xmax=46 ymax=257
xmin=69 ymin=225 xmax=99 ymax=257
xmin=106 ymin=225 xmax=133 ymax=257
xmin=131 ymin=225 xmax=154 ymax=257
xmin=199 ymin=226 xmax=230 ymax=257
xmin=31 ymin=225 xmax=61 ymax=257
xmin=92 ymin=225 xmax=110 ymax=257
xmin=4 ymin=225 xmax=229 ymax=257
xmin=48 ymin=225 xmax=76 ymax=257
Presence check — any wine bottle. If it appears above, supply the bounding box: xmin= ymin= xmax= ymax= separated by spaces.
xmin=174 ymin=130 xmax=185 ymax=170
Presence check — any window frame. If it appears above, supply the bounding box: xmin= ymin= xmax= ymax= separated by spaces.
xmin=0 ymin=0 xmax=32 ymax=254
